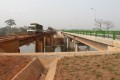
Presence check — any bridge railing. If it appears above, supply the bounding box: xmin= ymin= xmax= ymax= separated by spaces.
xmin=62 ymin=30 xmax=120 ymax=40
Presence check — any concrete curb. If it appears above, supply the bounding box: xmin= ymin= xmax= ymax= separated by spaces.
xmin=1 ymin=51 xmax=120 ymax=57
xmin=45 ymin=58 xmax=60 ymax=80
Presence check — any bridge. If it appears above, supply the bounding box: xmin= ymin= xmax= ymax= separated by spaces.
xmin=0 ymin=31 xmax=56 ymax=53
xmin=1 ymin=28 xmax=120 ymax=53
xmin=62 ymin=31 xmax=120 ymax=51
xmin=1 ymin=29 xmax=120 ymax=53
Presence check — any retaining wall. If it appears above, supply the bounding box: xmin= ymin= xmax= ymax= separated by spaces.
xmin=12 ymin=58 xmax=44 ymax=80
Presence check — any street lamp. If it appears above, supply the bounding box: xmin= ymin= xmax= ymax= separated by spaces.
xmin=91 ymin=8 xmax=96 ymax=22
xmin=91 ymin=8 xmax=103 ymax=30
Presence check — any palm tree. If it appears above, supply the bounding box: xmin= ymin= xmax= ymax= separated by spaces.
xmin=5 ymin=19 xmax=16 ymax=28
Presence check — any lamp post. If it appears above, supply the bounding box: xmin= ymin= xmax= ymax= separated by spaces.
xmin=91 ymin=8 xmax=96 ymax=22
xmin=91 ymin=8 xmax=103 ymax=30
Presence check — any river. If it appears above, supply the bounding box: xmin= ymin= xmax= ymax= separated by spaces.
xmin=20 ymin=43 xmax=35 ymax=53
xmin=20 ymin=43 xmax=97 ymax=53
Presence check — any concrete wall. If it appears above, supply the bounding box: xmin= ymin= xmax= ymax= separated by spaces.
xmin=12 ymin=58 xmax=44 ymax=80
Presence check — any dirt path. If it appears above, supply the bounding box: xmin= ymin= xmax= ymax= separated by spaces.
xmin=45 ymin=58 xmax=61 ymax=80
xmin=37 ymin=57 xmax=61 ymax=80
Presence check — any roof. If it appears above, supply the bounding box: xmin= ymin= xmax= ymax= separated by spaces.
xmin=28 ymin=25 xmax=36 ymax=28
xmin=30 ymin=23 xmax=39 ymax=25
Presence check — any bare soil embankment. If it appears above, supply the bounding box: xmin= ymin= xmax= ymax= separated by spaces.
xmin=54 ymin=53 xmax=120 ymax=80
xmin=0 ymin=56 xmax=31 ymax=80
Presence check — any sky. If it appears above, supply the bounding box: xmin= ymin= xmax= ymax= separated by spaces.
xmin=0 ymin=0 xmax=120 ymax=29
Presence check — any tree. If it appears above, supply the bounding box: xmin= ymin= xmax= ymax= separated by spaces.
xmin=94 ymin=19 xmax=114 ymax=30
xmin=5 ymin=19 xmax=16 ymax=28
xmin=0 ymin=27 xmax=8 ymax=36
xmin=95 ymin=19 xmax=103 ymax=30
xmin=4 ymin=19 xmax=16 ymax=35
xmin=103 ymin=21 xmax=114 ymax=30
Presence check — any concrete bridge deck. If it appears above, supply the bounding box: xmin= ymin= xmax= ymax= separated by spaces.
xmin=62 ymin=32 xmax=120 ymax=51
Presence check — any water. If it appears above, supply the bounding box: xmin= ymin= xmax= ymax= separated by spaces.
xmin=54 ymin=46 xmax=61 ymax=52
xmin=20 ymin=43 xmax=35 ymax=53
xmin=20 ymin=43 xmax=97 ymax=53
xmin=78 ymin=46 xmax=97 ymax=51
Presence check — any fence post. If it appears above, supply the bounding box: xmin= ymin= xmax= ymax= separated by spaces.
xmin=95 ymin=31 xmax=97 ymax=37
xmin=103 ymin=31 xmax=105 ymax=38
xmin=113 ymin=31 xmax=116 ymax=40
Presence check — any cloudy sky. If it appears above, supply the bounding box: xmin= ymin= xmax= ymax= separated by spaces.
xmin=0 ymin=0 xmax=120 ymax=29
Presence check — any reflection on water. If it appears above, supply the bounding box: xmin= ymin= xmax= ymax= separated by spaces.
xmin=20 ymin=43 xmax=97 ymax=53
xmin=78 ymin=46 xmax=97 ymax=51
xmin=54 ymin=46 xmax=61 ymax=52
xmin=20 ymin=43 xmax=35 ymax=53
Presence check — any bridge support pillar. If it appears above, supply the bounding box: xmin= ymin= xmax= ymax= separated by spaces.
xmin=64 ymin=36 xmax=67 ymax=44
xmin=73 ymin=40 xmax=79 ymax=52
xmin=66 ymin=38 xmax=70 ymax=51
xmin=43 ymin=35 xmax=54 ymax=52
xmin=47 ymin=37 xmax=51 ymax=46
xmin=44 ymin=37 xmax=46 ymax=52
xmin=35 ymin=39 xmax=44 ymax=52
xmin=45 ymin=36 xmax=52 ymax=46
xmin=50 ymin=35 xmax=54 ymax=45
xmin=75 ymin=43 xmax=78 ymax=52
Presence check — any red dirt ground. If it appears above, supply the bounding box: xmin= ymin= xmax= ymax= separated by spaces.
xmin=0 ymin=56 xmax=31 ymax=80
xmin=54 ymin=53 xmax=120 ymax=80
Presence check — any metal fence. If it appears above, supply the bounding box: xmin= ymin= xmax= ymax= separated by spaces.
xmin=63 ymin=30 xmax=120 ymax=40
